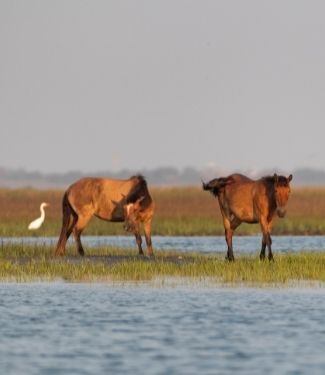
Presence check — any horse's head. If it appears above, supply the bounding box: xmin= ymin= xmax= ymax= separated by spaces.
xmin=274 ymin=174 xmax=293 ymax=218
xmin=123 ymin=196 xmax=144 ymax=232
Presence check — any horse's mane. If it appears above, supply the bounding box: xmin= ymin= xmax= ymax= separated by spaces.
xmin=261 ymin=175 xmax=290 ymax=187
xmin=126 ymin=175 xmax=152 ymax=208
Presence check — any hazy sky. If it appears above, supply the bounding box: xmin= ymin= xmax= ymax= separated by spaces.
xmin=1 ymin=1 xmax=325 ymax=174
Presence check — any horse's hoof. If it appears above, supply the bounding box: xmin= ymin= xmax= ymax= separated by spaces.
xmin=54 ymin=251 xmax=64 ymax=257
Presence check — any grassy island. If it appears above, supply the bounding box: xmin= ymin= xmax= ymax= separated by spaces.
xmin=0 ymin=244 xmax=325 ymax=285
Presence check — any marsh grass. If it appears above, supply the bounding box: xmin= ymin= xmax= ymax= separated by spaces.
xmin=1 ymin=243 xmax=325 ymax=285
xmin=1 ymin=186 xmax=325 ymax=236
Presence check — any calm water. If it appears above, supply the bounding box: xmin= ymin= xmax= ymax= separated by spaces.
xmin=2 ymin=236 xmax=325 ymax=374
xmin=1 ymin=283 xmax=325 ymax=375
xmin=2 ymin=235 xmax=325 ymax=254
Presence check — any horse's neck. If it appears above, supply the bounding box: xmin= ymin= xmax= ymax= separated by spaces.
xmin=267 ymin=188 xmax=277 ymax=212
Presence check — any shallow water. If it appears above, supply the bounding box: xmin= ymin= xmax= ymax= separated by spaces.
xmin=2 ymin=235 xmax=325 ymax=254
xmin=1 ymin=283 xmax=325 ymax=375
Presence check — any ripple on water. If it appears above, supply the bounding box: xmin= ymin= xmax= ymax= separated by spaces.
xmin=0 ymin=284 xmax=325 ymax=374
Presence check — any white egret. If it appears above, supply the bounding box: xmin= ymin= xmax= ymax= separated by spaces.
xmin=28 ymin=202 xmax=49 ymax=230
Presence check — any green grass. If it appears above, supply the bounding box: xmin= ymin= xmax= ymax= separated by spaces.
xmin=1 ymin=243 xmax=325 ymax=285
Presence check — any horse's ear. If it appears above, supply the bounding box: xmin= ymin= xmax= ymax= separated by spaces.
xmin=288 ymin=174 xmax=293 ymax=182
xmin=273 ymin=173 xmax=278 ymax=184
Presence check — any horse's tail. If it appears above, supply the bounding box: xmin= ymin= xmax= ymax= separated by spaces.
xmin=202 ymin=176 xmax=233 ymax=197
xmin=54 ymin=191 xmax=77 ymax=255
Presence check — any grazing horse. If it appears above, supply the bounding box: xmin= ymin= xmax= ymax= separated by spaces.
xmin=202 ymin=173 xmax=293 ymax=261
xmin=55 ymin=175 xmax=155 ymax=256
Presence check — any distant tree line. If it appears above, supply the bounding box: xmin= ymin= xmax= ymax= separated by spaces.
xmin=0 ymin=166 xmax=325 ymax=188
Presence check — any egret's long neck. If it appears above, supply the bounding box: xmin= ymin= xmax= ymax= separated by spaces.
xmin=40 ymin=206 xmax=46 ymax=220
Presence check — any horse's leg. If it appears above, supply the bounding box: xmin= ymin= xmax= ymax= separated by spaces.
xmin=133 ymin=225 xmax=144 ymax=255
xmin=260 ymin=235 xmax=273 ymax=260
xmin=72 ymin=214 xmax=92 ymax=256
xmin=227 ymin=217 xmax=241 ymax=261
xmin=260 ymin=235 xmax=267 ymax=260
xmin=143 ymin=220 xmax=154 ymax=256
xmin=55 ymin=215 xmax=72 ymax=256
xmin=259 ymin=219 xmax=273 ymax=261
xmin=267 ymin=233 xmax=274 ymax=261
xmin=260 ymin=228 xmax=268 ymax=261
xmin=267 ymin=221 xmax=274 ymax=261
xmin=225 ymin=229 xmax=235 ymax=261
xmin=55 ymin=207 xmax=78 ymax=256
xmin=73 ymin=228 xmax=85 ymax=256
xmin=223 ymin=218 xmax=235 ymax=261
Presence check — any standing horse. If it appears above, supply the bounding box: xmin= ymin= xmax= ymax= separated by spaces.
xmin=202 ymin=173 xmax=293 ymax=261
xmin=55 ymin=175 xmax=155 ymax=256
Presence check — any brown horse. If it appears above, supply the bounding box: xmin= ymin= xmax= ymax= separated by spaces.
xmin=55 ymin=175 xmax=155 ymax=256
xmin=202 ymin=173 xmax=293 ymax=261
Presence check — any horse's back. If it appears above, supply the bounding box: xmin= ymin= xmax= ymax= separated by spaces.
xmin=66 ymin=177 xmax=135 ymax=217
xmin=224 ymin=174 xmax=256 ymax=199
xmin=68 ymin=177 xmax=133 ymax=196
xmin=228 ymin=173 xmax=253 ymax=183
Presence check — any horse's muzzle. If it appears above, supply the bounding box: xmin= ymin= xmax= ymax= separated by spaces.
xmin=277 ymin=208 xmax=286 ymax=218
